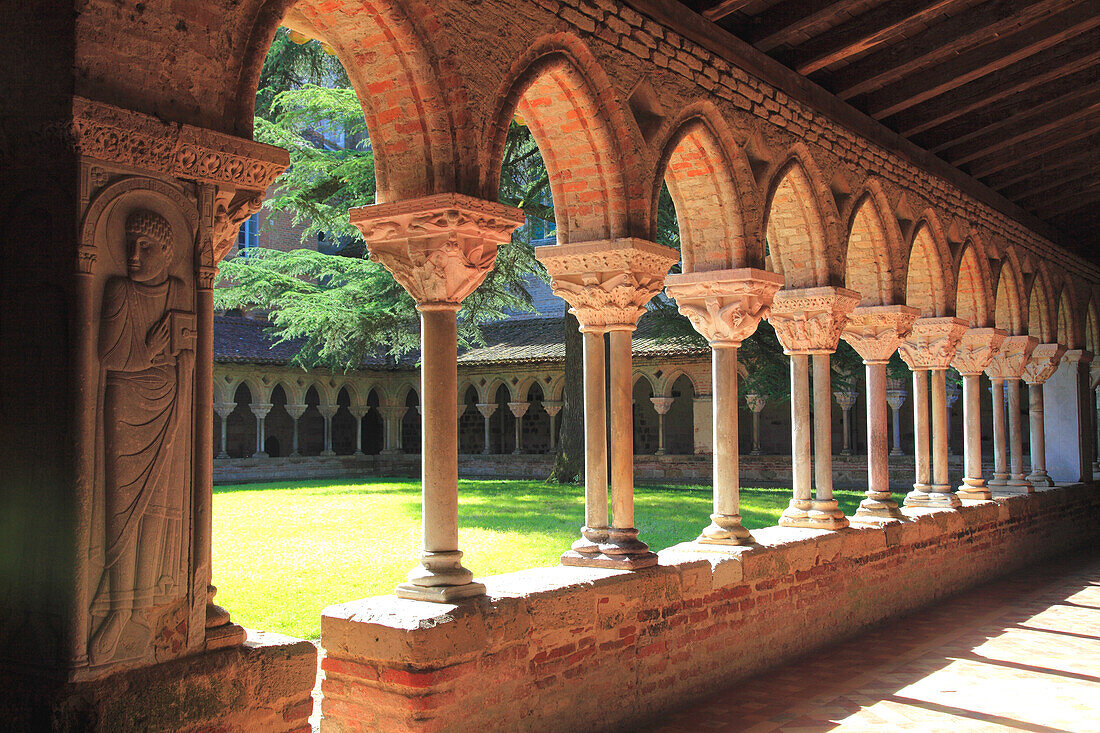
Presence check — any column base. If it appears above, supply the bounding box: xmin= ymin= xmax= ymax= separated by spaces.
xmin=779 ymin=499 xmax=849 ymax=530
xmin=889 ymin=449 xmax=904 ymax=457
xmin=988 ymin=474 xmax=1009 ymax=487
xmin=560 ymin=550 xmax=658 ymax=570
xmin=353 ymin=450 xmax=364 ymax=456
xmin=696 ymin=513 xmax=753 ymax=545
xmin=904 ymin=486 xmax=961 ymax=509
xmin=1003 ymin=476 xmax=1034 ymax=494
xmin=395 ymin=581 xmax=487 ymax=603
xmin=320 ymin=450 xmax=336 ymax=457
xmin=216 ymin=451 xmax=229 ymax=459
xmin=749 ymin=449 xmax=762 ymax=456
xmin=852 ymin=492 xmax=903 ymax=522
xmin=252 ymin=452 xmax=269 ymax=459
xmin=561 ymin=527 xmax=658 ymax=569
xmin=398 ymin=551 xmax=485 ymax=603
xmin=957 ymin=480 xmax=992 ymax=502
xmin=1026 ymin=471 xmax=1054 ymax=487
xmin=205 ymin=621 xmax=247 ymax=650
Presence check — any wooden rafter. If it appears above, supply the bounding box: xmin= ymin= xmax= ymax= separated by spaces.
xmin=746 ymin=0 xmax=855 ymax=52
xmin=983 ymin=142 xmax=1100 ymax=192
xmin=999 ymin=164 xmax=1100 ymax=202
xmin=1040 ymin=183 xmax=1100 ymax=218
xmin=968 ymin=126 xmax=1100 ymax=180
xmin=701 ymin=0 xmax=756 ymax=21
xmin=939 ymin=102 xmax=1100 ymax=168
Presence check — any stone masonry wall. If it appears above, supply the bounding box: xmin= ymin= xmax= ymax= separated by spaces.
xmin=320 ymin=483 xmax=1099 ymax=732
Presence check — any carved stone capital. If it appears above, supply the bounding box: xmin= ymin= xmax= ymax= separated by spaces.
xmin=1022 ymin=343 xmax=1067 ymax=385
xmin=898 ymin=317 xmax=969 ymax=371
xmin=349 ymin=405 xmax=371 ymax=420
xmin=744 ymin=393 xmax=767 ymax=413
xmin=317 ymin=404 xmax=339 ymax=420
xmin=767 ymin=286 xmax=860 ymax=354
xmin=952 ymin=328 xmax=1007 ymax=376
xmin=886 ymin=389 xmax=907 ymax=410
xmin=249 ymin=402 xmax=273 ymax=420
xmin=475 ymin=402 xmax=498 ymax=419
xmin=284 ymin=403 xmax=309 ymax=420
xmin=834 ymin=391 xmax=859 ymax=410
xmin=650 ymin=396 xmax=675 ymax=415
xmin=1062 ymin=349 xmax=1093 ymax=365
xmin=841 ymin=304 xmax=920 ymax=364
xmin=350 ymin=193 xmax=525 ymax=306
xmin=542 ymin=400 xmax=563 ymax=417
xmin=984 ymin=335 xmax=1039 ymax=380
xmin=507 ymin=401 xmax=530 ymax=418
xmin=213 ymin=402 xmax=237 ymax=420
xmin=379 ymin=406 xmax=409 ymax=421
xmin=664 ymin=268 xmax=784 ymax=346
xmin=536 ymin=238 xmax=679 ymax=330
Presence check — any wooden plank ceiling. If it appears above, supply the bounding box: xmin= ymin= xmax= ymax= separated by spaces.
xmin=679 ymin=0 xmax=1100 ymax=256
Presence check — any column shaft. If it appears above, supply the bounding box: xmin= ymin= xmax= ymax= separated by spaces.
xmin=291 ymin=418 xmax=300 ymax=456
xmin=1027 ymin=384 xmax=1051 ymax=486
xmin=751 ymin=410 xmax=761 ymax=455
xmin=840 ymin=406 xmax=852 ymax=455
xmin=219 ymin=415 xmax=229 ymax=458
xmin=698 ymin=346 xmax=750 ymax=544
xmin=656 ymin=413 xmax=666 ymax=455
xmin=991 ymin=379 xmax=1008 ymax=486
xmin=854 ymin=361 xmax=901 ymax=520
xmin=930 ymin=370 xmax=950 ymax=491
xmin=890 ymin=404 xmax=903 ymax=456
xmin=790 ymin=354 xmax=812 ymax=504
xmin=958 ymin=374 xmax=989 ymax=500
xmin=812 ymin=354 xmax=833 ymax=502
xmin=577 ymin=329 xmax=608 ymax=551
xmin=609 ymin=329 xmax=633 ymax=531
xmin=482 ymin=415 xmax=491 ymax=454
xmin=513 ymin=414 xmax=523 ymax=454
xmin=913 ymin=370 xmax=930 ymax=491
xmin=1007 ymin=379 xmax=1030 ymax=491
xmin=355 ymin=417 xmax=363 ymax=454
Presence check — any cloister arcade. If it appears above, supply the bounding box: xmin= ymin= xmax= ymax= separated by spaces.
xmin=3 ymin=0 xmax=1099 ymax=730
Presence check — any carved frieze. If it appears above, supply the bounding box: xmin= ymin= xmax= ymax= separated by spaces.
xmin=952 ymin=328 xmax=1007 ymax=376
xmin=897 ymin=317 xmax=969 ymax=370
xmin=351 ymin=193 xmax=525 ymax=306
xmin=536 ymin=238 xmax=679 ymax=330
xmin=664 ymin=268 xmax=784 ymax=347
xmin=767 ymin=286 xmax=860 ymax=354
xmin=984 ymin=335 xmax=1039 ymax=380
xmin=1022 ymin=343 xmax=1067 ymax=385
xmin=841 ymin=304 xmax=919 ymax=364
xmin=744 ymin=393 xmax=767 ymax=413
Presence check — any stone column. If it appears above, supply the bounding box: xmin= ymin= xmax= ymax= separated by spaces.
xmin=378 ymin=405 xmax=406 ymax=455
xmin=666 ymin=268 xmax=783 ymax=545
xmin=899 ymin=317 xmax=968 ymax=509
xmin=833 ymin=390 xmax=859 ymax=456
xmin=693 ymin=396 xmax=713 ymax=453
xmin=543 ymin=400 xmax=563 ymax=450
xmin=952 ymin=329 xmax=1006 ymax=501
xmin=842 ymin=305 xmax=919 ymax=521
xmin=507 ymin=401 xmax=529 ymax=454
xmin=1043 ymin=349 xmax=1094 ymax=482
xmin=350 ymin=406 xmax=370 ymax=455
xmin=649 ymin=397 xmax=674 ymax=455
xmin=945 ymin=378 xmax=960 ymax=456
xmin=351 ymin=193 xmax=524 ymax=602
xmin=318 ymin=404 xmax=338 ymax=456
xmin=1022 ymin=343 xmax=1066 ymax=487
xmin=214 ymin=402 xmax=236 ymax=459
xmin=476 ymin=402 xmax=498 ymax=454
xmin=538 ymin=238 xmax=678 ymax=568
xmin=250 ymin=402 xmax=273 ymax=458
xmin=886 ymin=381 xmax=907 ymax=456
xmin=285 ymin=403 xmax=307 ymax=456
xmin=744 ymin=394 xmax=766 ymax=455
xmin=769 ymin=287 xmax=860 ymax=530
xmin=984 ymin=335 xmax=1038 ymax=494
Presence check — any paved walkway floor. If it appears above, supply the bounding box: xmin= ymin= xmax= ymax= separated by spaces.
xmin=645 ymin=553 xmax=1100 ymax=733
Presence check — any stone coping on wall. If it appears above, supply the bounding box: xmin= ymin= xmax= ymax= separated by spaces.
xmin=319 ymin=483 xmax=1098 ymax=732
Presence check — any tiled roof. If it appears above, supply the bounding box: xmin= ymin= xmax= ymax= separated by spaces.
xmin=213 ymin=315 xmax=410 ymax=369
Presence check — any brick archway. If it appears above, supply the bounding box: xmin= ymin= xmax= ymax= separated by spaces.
xmin=1028 ymin=266 xmax=1057 ymax=342
xmin=956 ymin=240 xmax=994 ymax=328
xmin=844 ymin=186 xmax=904 ymax=306
xmin=905 ymin=214 xmax=954 ymax=317
xmin=764 ymin=157 xmax=832 ymax=287
xmin=996 ymin=248 xmax=1028 ymax=335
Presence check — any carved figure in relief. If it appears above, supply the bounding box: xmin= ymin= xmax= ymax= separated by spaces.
xmin=91 ymin=210 xmax=195 ymax=663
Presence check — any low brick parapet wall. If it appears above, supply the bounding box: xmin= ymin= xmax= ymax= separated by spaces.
xmin=320 ymin=484 xmax=1100 ymax=732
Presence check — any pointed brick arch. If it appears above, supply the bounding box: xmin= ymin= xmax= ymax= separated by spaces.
xmin=844 ymin=184 xmax=904 ymax=306
xmin=955 ymin=240 xmax=994 ymax=328
xmin=1086 ymin=295 xmax=1100 ymax=355
xmin=1028 ymin=267 xmax=1057 ymax=342
xmin=904 ymin=212 xmax=954 ymax=317
xmin=652 ymin=105 xmax=756 ymax=273
xmin=1056 ymin=281 xmax=1082 ymax=349
xmin=995 ymin=248 xmax=1027 ymax=335
xmin=484 ymin=35 xmax=638 ymax=244
xmin=764 ymin=156 xmax=832 ymax=288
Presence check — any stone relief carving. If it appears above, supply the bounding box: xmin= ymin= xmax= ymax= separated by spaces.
xmin=984 ymin=335 xmax=1039 ymax=380
xmin=897 ymin=317 xmax=969 ymax=370
xmin=90 ymin=209 xmax=196 ymax=666
xmin=952 ymin=328 xmax=1007 ymax=376
xmin=664 ymin=269 xmax=784 ymax=346
xmin=768 ymin=287 xmax=860 ymax=354
xmin=1022 ymin=343 xmax=1068 ymax=385
xmin=841 ymin=305 xmax=919 ymax=364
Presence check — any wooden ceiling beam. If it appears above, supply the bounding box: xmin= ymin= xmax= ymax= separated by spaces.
xmin=912 ymin=69 xmax=1100 ymax=152
xmin=860 ymin=5 xmax=1100 ymax=119
xmin=791 ymin=0 xmax=962 ymax=76
xmin=968 ymin=128 xmax=1100 ymax=180
xmin=829 ymin=0 xmax=1073 ymax=100
xmin=1000 ymin=164 xmax=1100 ymax=202
xmin=939 ymin=102 xmax=1100 ymax=168
xmin=888 ymin=38 xmax=1100 ymax=137
xmin=700 ymin=0 xmax=756 ymax=22
xmin=747 ymin=0 xmax=858 ymax=52
xmin=982 ymin=142 xmax=1100 ymax=192
xmin=1040 ymin=184 xmax=1100 ymax=219
xmin=1017 ymin=175 xmax=1100 ymax=213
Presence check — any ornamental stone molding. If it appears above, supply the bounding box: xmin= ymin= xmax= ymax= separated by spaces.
xmin=507 ymin=401 xmax=530 ymax=419
xmin=834 ymin=391 xmax=859 ymax=410
xmin=767 ymin=286 xmax=861 ymax=354
xmin=985 ymin=335 xmax=1039 ymax=380
xmin=535 ymin=238 xmax=679 ymax=330
xmin=1061 ymin=349 xmax=1092 ymax=366
xmin=898 ymin=317 xmax=969 ymax=370
xmin=952 ymin=328 xmax=1007 ymax=376
xmin=650 ymin=396 xmax=675 ymax=415
xmin=542 ymin=400 xmax=563 ymax=417
xmin=350 ymin=193 xmax=525 ymax=306
xmin=1022 ymin=343 xmax=1068 ymax=385
xmin=71 ymin=97 xmax=288 ymax=190
xmin=841 ymin=304 xmax=920 ymax=364
xmin=664 ymin=268 xmax=784 ymax=347
xmin=284 ymin=404 xmax=309 ymax=421
xmin=745 ymin=393 xmax=767 ymax=413
xmin=475 ymin=402 xmax=498 ymax=419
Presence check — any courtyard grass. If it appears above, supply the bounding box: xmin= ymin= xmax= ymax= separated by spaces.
xmin=213 ymin=478 xmax=862 ymax=639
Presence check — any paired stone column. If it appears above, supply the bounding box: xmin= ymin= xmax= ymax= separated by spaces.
xmin=507 ymin=401 xmax=529 ymax=454
xmin=842 ymin=305 xmax=918 ymax=521
xmin=351 ymin=193 xmax=524 ymax=601
xmin=984 ymin=335 xmax=1038 ymax=494
xmin=886 ymin=381 xmax=907 ymax=456
xmin=476 ymin=402 xmax=497 ymax=454
xmin=650 ymin=396 xmax=674 ymax=455
xmin=350 ymin=406 xmax=370 ymax=455
xmin=769 ymin=287 xmax=860 ymax=530
xmin=285 ymin=403 xmax=307 ymax=456
xmin=378 ymin=405 xmax=406 ymax=455
xmin=898 ymin=318 xmax=968 ymax=508
xmin=543 ymin=400 xmax=563 ymax=449
xmin=214 ymin=402 xmax=235 ymax=458
xmin=745 ymin=394 xmax=766 ymax=454
xmin=833 ymin=390 xmax=859 ymax=456
xmin=666 ymin=268 xmax=783 ymax=545
xmin=951 ymin=329 xmax=1006 ymax=501
xmin=1022 ymin=343 xmax=1066 ymax=487
xmin=250 ymin=402 xmax=273 ymax=458
xmin=945 ymin=379 xmax=961 ymax=456
xmin=538 ymin=238 xmax=678 ymax=568
xmin=318 ymin=404 xmax=338 ymax=456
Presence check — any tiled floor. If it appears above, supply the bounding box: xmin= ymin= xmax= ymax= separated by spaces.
xmin=645 ymin=553 xmax=1100 ymax=733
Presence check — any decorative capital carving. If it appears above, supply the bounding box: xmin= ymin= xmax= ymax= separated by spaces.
xmin=475 ymin=402 xmax=498 ymax=419
xmin=71 ymin=97 xmax=288 ymax=190
xmin=952 ymin=328 xmax=1007 ymax=376
xmin=886 ymin=388 xmax=907 ymax=410
xmin=767 ymin=286 xmax=861 ymax=354
xmin=349 ymin=405 xmax=371 ymax=419
xmin=664 ymin=268 xmax=784 ymax=346
xmin=898 ymin=317 xmax=969 ymax=370
xmin=744 ymin=393 xmax=767 ymax=413
xmin=378 ymin=405 xmax=409 ymax=421
xmin=284 ymin=403 xmax=309 ymax=420
xmin=507 ymin=401 xmax=530 ymax=418
xmin=249 ymin=402 xmax=274 ymax=420
xmin=213 ymin=402 xmax=237 ymax=420
xmin=650 ymin=396 xmax=675 ymax=415
xmin=984 ymin=335 xmax=1039 ymax=380
xmin=833 ymin=391 xmax=859 ymax=410
xmin=542 ymin=400 xmax=563 ymax=417
xmin=841 ymin=304 xmax=920 ymax=364
xmin=317 ymin=404 xmax=339 ymax=420
xmin=350 ymin=193 xmax=524 ymax=306
xmin=1062 ymin=349 xmax=1093 ymax=365
xmin=1022 ymin=343 xmax=1067 ymax=385
xmin=536 ymin=238 xmax=679 ymax=330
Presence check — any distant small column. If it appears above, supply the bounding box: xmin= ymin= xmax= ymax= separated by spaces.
xmin=649 ymin=396 xmax=674 ymax=455
xmin=476 ymin=402 xmax=497 ymax=454
xmin=350 ymin=405 xmax=370 ymax=455
xmin=318 ymin=404 xmax=338 ymax=456
xmin=745 ymin=393 xmax=766 ymax=455
xmin=214 ymin=401 xmax=236 ymax=459
xmin=886 ymin=382 xmax=907 ymax=456
xmin=833 ymin=390 xmax=859 ymax=456
xmin=1022 ymin=343 xmax=1066 ymax=488
xmin=945 ymin=378 xmax=960 ymax=456
xmin=250 ymin=402 xmax=273 ymax=458
xmin=285 ymin=403 xmax=308 ymax=456
xmin=508 ymin=401 xmax=529 ymax=454
xmin=543 ymin=400 xmax=563 ymax=450
xmin=985 ymin=335 xmax=1038 ymax=493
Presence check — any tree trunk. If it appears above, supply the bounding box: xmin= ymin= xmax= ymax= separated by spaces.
xmin=549 ymin=312 xmax=585 ymax=483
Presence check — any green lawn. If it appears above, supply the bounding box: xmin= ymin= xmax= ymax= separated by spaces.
xmin=212 ymin=478 xmax=863 ymax=639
